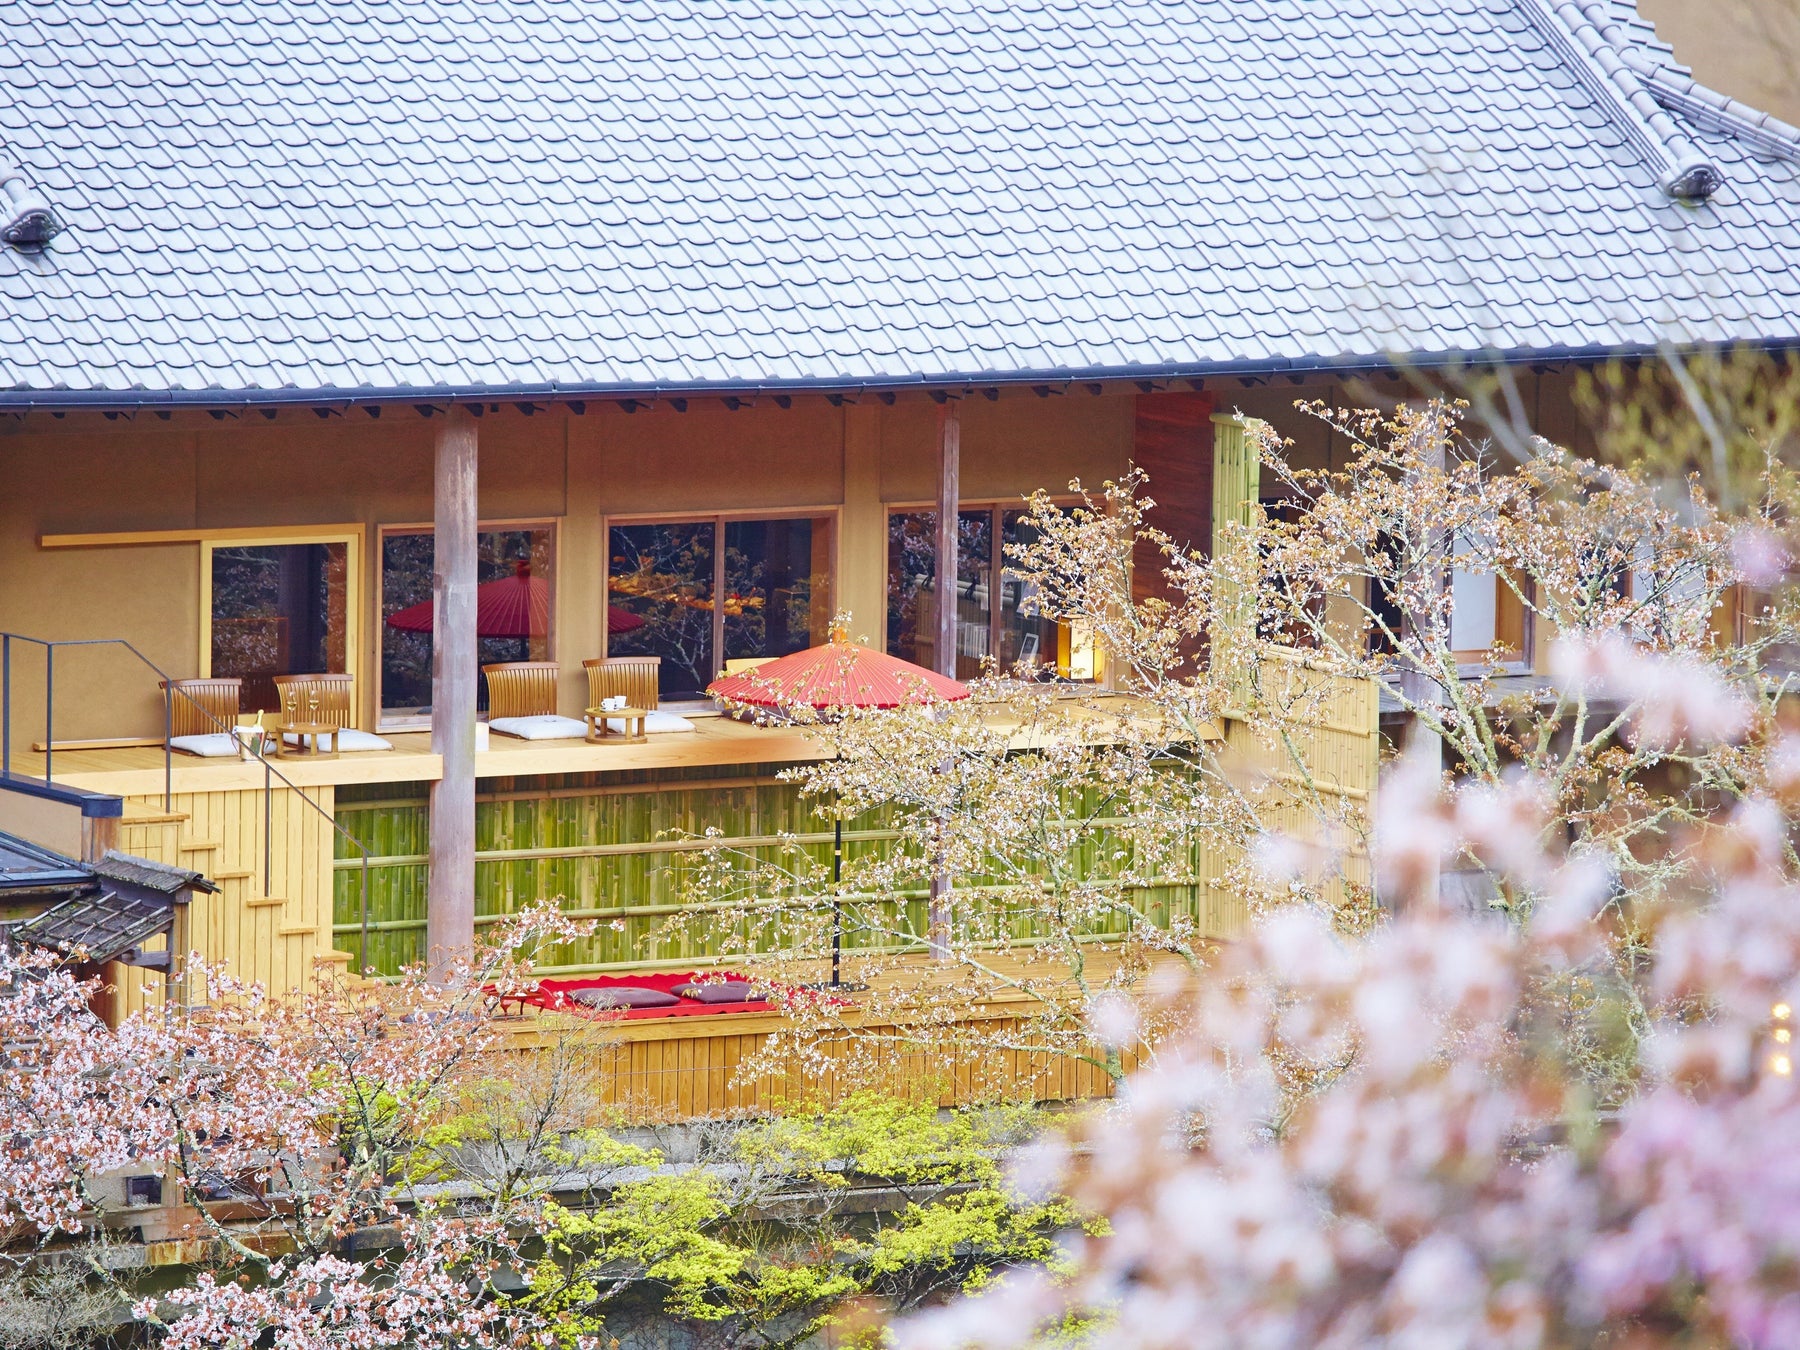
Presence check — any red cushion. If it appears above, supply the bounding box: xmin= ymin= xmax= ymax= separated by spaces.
xmin=567 ymin=986 xmax=680 ymax=1010
xmin=673 ymin=981 xmax=759 ymax=1004
xmin=499 ymin=971 xmax=818 ymax=1021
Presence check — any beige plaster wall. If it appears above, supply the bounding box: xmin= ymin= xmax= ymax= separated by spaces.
xmin=0 ymin=369 xmax=1622 ymax=744
xmin=0 ymin=393 xmax=1128 ymax=740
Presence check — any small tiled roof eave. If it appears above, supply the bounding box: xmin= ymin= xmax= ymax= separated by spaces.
xmin=90 ymin=850 xmax=218 ymax=899
xmin=10 ymin=889 xmax=174 ymax=967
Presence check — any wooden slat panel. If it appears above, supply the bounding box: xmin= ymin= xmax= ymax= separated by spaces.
xmin=116 ymin=783 xmax=336 ymax=1008
xmin=1131 ymin=392 xmax=1216 ymax=599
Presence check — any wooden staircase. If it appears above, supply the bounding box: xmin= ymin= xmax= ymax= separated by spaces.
xmin=110 ymin=781 xmax=344 ymax=1021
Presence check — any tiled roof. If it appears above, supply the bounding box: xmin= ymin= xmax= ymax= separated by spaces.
xmin=91 ymin=851 xmax=218 ymax=897
xmin=0 ymin=0 xmax=1797 ymax=402
xmin=0 ymin=831 xmax=91 ymax=895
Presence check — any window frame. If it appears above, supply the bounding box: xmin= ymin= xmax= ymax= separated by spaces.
xmin=198 ymin=526 xmax=365 ymax=695
xmin=600 ymin=506 xmax=841 ymax=700
xmin=883 ymin=496 xmax=1086 ymax=680
xmin=374 ymin=518 xmax=561 ymax=730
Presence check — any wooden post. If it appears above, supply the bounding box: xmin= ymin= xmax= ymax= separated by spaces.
xmin=79 ymin=813 xmax=118 ymax=863
xmin=1397 ymin=406 xmax=1447 ymax=910
xmin=428 ymin=407 xmax=478 ymax=970
xmin=933 ymin=401 xmax=961 ymax=679
xmin=839 ymin=403 xmax=885 ymax=641
xmin=167 ymin=900 xmax=191 ymax=1014
xmin=1210 ymin=413 xmax=1263 ymax=697
xmin=929 ymin=399 xmax=961 ymax=957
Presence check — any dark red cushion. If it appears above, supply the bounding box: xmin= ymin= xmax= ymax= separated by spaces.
xmin=567 ymin=986 xmax=681 ymax=1010
xmin=673 ymin=981 xmax=761 ymax=1004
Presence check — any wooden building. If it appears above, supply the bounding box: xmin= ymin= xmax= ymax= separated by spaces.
xmin=0 ymin=0 xmax=1796 ymax=1113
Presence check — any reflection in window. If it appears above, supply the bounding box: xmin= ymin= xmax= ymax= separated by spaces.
xmin=723 ymin=518 xmax=831 ymax=663
xmin=887 ymin=505 xmax=1064 ymax=680
xmin=210 ymin=543 xmax=348 ymax=712
xmin=998 ymin=509 xmax=1058 ymax=671
xmin=608 ymin=515 xmax=833 ymax=701
xmin=379 ymin=526 xmax=556 ymax=718
xmin=607 ymin=522 xmax=717 ymax=701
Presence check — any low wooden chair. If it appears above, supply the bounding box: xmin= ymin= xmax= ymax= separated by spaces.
xmin=722 ymin=656 xmax=775 ymax=676
xmin=482 ymin=662 xmax=591 ymax=741
xmin=271 ymin=673 xmax=355 ymax=729
xmin=582 ymin=656 xmax=661 ymax=712
xmin=159 ymin=678 xmax=241 ymax=739
xmin=482 ymin=662 xmax=562 ymax=719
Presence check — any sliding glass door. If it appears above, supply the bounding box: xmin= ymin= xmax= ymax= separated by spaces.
xmin=206 ymin=540 xmax=351 ymax=713
xmin=607 ymin=513 xmax=834 ymax=701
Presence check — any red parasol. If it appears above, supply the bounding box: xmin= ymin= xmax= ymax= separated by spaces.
xmin=705 ymin=628 xmax=969 ymax=711
xmin=385 ymin=559 xmax=644 ymax=638
xmin=707 ymin=625 xmax=968 ymax=987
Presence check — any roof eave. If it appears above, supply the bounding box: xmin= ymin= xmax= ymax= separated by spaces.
xmin=5 ymin=338 xmax=1799 ymax=413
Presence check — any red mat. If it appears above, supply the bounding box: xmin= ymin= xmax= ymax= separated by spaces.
xmin=508 ymin=971 xmax=775 ymax=1020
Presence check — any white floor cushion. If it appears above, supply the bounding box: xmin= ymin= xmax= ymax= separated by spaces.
xmin=606 ymin=711 xmax=697 ymax=734
xmin=281 ymin=728 xmax=393 ymax=752
xmin=169 ymin=733 xmax=241 ymax=758
xmin=488 ymin=714 xmax=589 ymax=741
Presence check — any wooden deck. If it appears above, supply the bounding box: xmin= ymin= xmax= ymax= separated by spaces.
xmin=8 ymin=695 xmax=1196 ymax=800
xmin=492 ymin=945 xmax=1148 ymax=1121
xmin=6 ymin=710 xmax=833 ymax=798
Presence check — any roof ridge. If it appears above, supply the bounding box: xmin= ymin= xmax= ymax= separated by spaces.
xmin=1516 ymin=0 xmax=1723 ymax=199
xmin=1599 ymin=27 xmax=1800 ymax=163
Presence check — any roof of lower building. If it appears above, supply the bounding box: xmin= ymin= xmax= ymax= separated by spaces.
xmin=0 ymin=0 xmax=1797 ymax=404
xmin=90 ymin=851 xmax=219 ymax=897
xmin=0 ymin=831 xmax=93 ymax=895
xmin=9 ymin=887 xmax=175 ymax=966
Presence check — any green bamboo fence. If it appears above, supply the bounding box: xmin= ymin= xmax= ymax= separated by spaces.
xmin=332 ymin=763 xmax=1220 ymax=977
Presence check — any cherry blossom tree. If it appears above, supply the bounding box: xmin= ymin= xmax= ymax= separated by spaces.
xmin=896 ymin=638 xmax=1800 ymax=1349
xmin=674 ymin=395 xmax=1793 ymax=1100
xmin=0 ymin=905 xmax=594 ymax=1350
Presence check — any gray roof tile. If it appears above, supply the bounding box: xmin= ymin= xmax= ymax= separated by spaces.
xmin=0 ymin=0 xmax=1797 ymax=397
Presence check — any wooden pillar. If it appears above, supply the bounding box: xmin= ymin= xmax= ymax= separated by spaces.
xmin=1397 ymin=406 xmax=1447 ymax=910
xmin=428 ymin=407 xmax=478 ymax=969
xmin=79 ymin=813 xmax=118 ymax=863
xmin=1210 ymin=413 xmax=1262 ymax=692
xmin=933 ymin=401 xmax=961 ymax=680
xmin=167 ymin=900 xmax=191 ymax=1013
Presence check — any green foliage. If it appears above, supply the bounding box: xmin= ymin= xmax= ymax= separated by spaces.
xmin=516 ymin=1094 xmax=1083 ymax=1349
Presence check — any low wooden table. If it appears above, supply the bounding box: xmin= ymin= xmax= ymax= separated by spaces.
xmin=585 ymin=705 xmax=648 ymax=744
xmin=273 ymin=720 xmax=339 ymax=759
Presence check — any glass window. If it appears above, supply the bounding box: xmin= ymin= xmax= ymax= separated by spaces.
xmin=885 ymin=511 xmax=939 ymax=668
xmin=998 ymin=509 xmax=1060 ymax=673
xmin=209 ymin=542 xmax=348 ymax=712
xmin=885 ymin=509 xmax=992 ymax=679
xmin=887 ymin=504 xmax=1074 ymax=681
xmin=607 ymin=521 xmax=718 ymax=701
xmin=608 ymin=515 xmax=834 ymax=701
xmin=723 ymin=517 xmax=831 ymax=663
xmin=379 ymin=525 xmax=556 ymax=719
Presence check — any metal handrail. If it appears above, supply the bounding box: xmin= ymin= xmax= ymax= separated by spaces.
xmin=0 ymin=632 xmax=376 ymax=976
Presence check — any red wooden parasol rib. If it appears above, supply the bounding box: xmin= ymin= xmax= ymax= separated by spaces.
xmin=386 ymin=559 xmax=644 ymax=638
xmin=705 ymin=629 xmax=969 ymax=711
